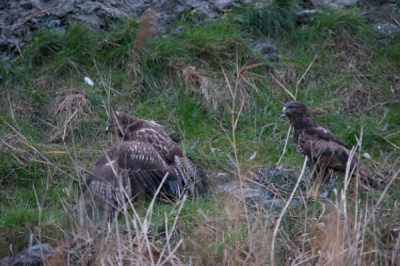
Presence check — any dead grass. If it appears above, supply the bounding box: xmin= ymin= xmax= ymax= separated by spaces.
xmin=48 ymin=87 xmax=91 ymax=142
xmin=1 ymin=117 xmax=399 ymax=265
xmin=132 ymin=3 xmax=159 ymax=54
xmin=179 ymin=61 xmax=262 ymax=112
xmin=126 ymin=3 xmax=158 ymax=87
xmin=1 ymin=6 xmax=400 ymax=265
xmin=182 ymin=65 xmax=222 ymax=111
xmin=0 ymin=134 xmax=31 ymax=167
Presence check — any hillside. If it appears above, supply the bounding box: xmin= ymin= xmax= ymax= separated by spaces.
xmin=1 ymin=0 xmax=400 ymax=265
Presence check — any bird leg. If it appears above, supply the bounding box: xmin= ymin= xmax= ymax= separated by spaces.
xmin=308 ymin=167 xmax=330 ymax=199
xmin=308 ymin=182 xmax=321 ymax=199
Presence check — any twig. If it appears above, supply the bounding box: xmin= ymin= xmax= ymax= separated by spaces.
xmin=393 ymin=16 xmax=400 ymax=27
xmin=277 ymin=125 xmax=292 ymax=166
xmin=380 ymin=136 xmax=400 ymax=151
xmin=296 ymin=52 xmax=318 ymax=98
xmin=271 ymin=75 xmax=295 ymax=100
xmin=271 ymin=156 xmax=308 ymax=265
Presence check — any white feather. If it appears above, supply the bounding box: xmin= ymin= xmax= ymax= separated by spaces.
xmin=363 ymin=153 xmax=371 ymax=159
xmin=84 ymin=77 xmax=94 ymax=86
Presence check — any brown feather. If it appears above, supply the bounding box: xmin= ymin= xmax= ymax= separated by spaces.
xmin=282 ymin=101 xmax=380 ymax=189
xmin=105 ymin=111 xmax=207 ymax=191
xmin=82 ymin=112 xmax=207 ymax=220
xmin=82 ymin=141 xmax=176 ymax=220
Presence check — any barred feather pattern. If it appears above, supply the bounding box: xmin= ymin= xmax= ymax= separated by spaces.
xmin=82 ymin=141 xmax=178 ymax=220
xmin=82 ymin=112 xmax=207 ymax=221
xmin=173 ymin=156 xmax=207 ymax=196
xmin=105 ymin=111 xmax=207 ymax=192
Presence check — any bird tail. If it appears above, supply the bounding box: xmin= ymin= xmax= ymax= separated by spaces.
xmin=357 ymin=165 xmax=384 ymax=189
xmin=173 ymin=156 xmax=207 ymax=196
xmin=79 ymin=180 xmax=117 ymax=226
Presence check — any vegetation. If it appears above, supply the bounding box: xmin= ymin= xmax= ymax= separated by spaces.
xmin=1 ymin=1 xmax=399 ymax=264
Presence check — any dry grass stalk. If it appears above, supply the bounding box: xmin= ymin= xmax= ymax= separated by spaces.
xmin=181 ymin=60 xmax=259 ymax=112
xmin=3 ymin=89 xmax=35 ymax=119
xmin=300 ymin=191 xmax=382 ymax=265
xmin=182 ymin=65 xmax=222 ymax=111
xmin=133 ymin=3 xmax=159 ymax=54
xmin=0 ymin=134 xmax=31 ymax=167
xmin=49 ymin=87 xmax=91 ymax=142
xmin=127 ymin=3 xmax=158 ymax=84
xmin=184 ymin=192 xmax=274 ymax=265
xmin=271 ymin=156 xmax=308 ymax=265
xmin=63 ymin=178 xmax=188 ymax=265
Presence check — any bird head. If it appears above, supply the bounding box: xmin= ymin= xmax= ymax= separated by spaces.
xmin=105 ymin=111 xmax=137 ymax=138
xmin=281 ymin=101 xmax=309 ymax=118
xmin=105 ymin=111 xmax=126 ymax=136
xmin=105 ymin=111 xmax=115 ymax=134
xmin=281 ymin=101 xmax=318 ymax=128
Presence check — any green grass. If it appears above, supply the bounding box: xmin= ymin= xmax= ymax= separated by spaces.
xmin=240 ymin=0 xmax=298 ymax=38
xmin=0 ymin=3 xmax=400 ymax=264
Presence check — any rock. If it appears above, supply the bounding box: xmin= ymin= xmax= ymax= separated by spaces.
xmin=0 ymin=0 xmax=257 ymax=61
xmin=377 ymin=39 xmax=389 ymax=46
xmin=0 ymin=243 xmax=64 ymax=266
xmin=172 ymin=25 xmax=184 ymax=35
xmin=373 ymin=23 xmax=400 ymax=37
xmin=217 ymin=180 xmax=300 ymax=211
xmin=98 ymin=80 xmax=107 ymax=88
xmin=254 ymin=43 xmax=279 ymax=62
xmin=297 ymin=9 xmax=318 ymax=22
xmin=320 ymin=189 xmax=329 ymax=199
xmin=311 ymin=0 xmax=358 ymax=9
xmin=0 ymin=0 xmax=396 ymax=62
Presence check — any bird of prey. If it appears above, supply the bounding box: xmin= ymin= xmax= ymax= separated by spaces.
xmin=281 ymin=101 xmax=379 ymax=197
xmin=81 ymin=111 xmax=207 ymax=220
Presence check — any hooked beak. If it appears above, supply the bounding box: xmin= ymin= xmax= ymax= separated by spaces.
xmin=280 ymin=107 xmax=287 ymax=118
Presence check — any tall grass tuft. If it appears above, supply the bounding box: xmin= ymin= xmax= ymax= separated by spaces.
xmin=298 ymin=7 xmax=373 ymax=54
xmin=242 ymin=0 xmax=298 ymax=38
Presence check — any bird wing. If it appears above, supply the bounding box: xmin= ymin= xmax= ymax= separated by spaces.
xmin=82 ymin=141 xmax=180 ymax=219
xmin=299 ymin=130 xmax=354 ymax=172
xmin=125 ymin=127 xmax=184 ymax=163
xmin=305 ymin=126 xmax=349 ymax=149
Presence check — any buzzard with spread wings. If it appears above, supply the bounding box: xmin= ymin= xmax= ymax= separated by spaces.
xmin=281 ymin=101 xmax=379 ymax=195
xmin=81 ymin=111 xmax=207 ymax=220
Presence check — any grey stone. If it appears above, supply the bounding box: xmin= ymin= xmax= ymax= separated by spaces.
xmin=98 ymin=80 xmax=107 ymax=88
xmin=311 ymin=0 xmax=358 ymax=9
xmin=297 ymin=9 xmax=318 ymax=22
xmin=0 ymin=0 xmax=396 ymax=62
xmin=0 ymin=0 xmax=247 ymax=61
xmin=172 ymin=25 xmax=184 ymax=35
xmin=0 ymin=243 xmax=63 ymax=266
xmin=217 ymin=180 xmax=300 ymax=211
xmin=373 ymin=23 xmax=400 ymax=37
xmin=254 ymin=43 xmax=279 ymax=62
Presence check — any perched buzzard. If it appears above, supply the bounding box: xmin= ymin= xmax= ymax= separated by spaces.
xmin=81 ymin=111 xmax=207 ymax=220
xmin=281 ymin=101 xmax=379 ymax=195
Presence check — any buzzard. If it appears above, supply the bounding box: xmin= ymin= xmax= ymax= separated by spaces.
xmin=105 ymin=111 xmax=184 ymax=164
xmin=81 ymin=111 xmax=207 ymax=220
xmin=281 ymin=101 xmax=379 ymax=196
